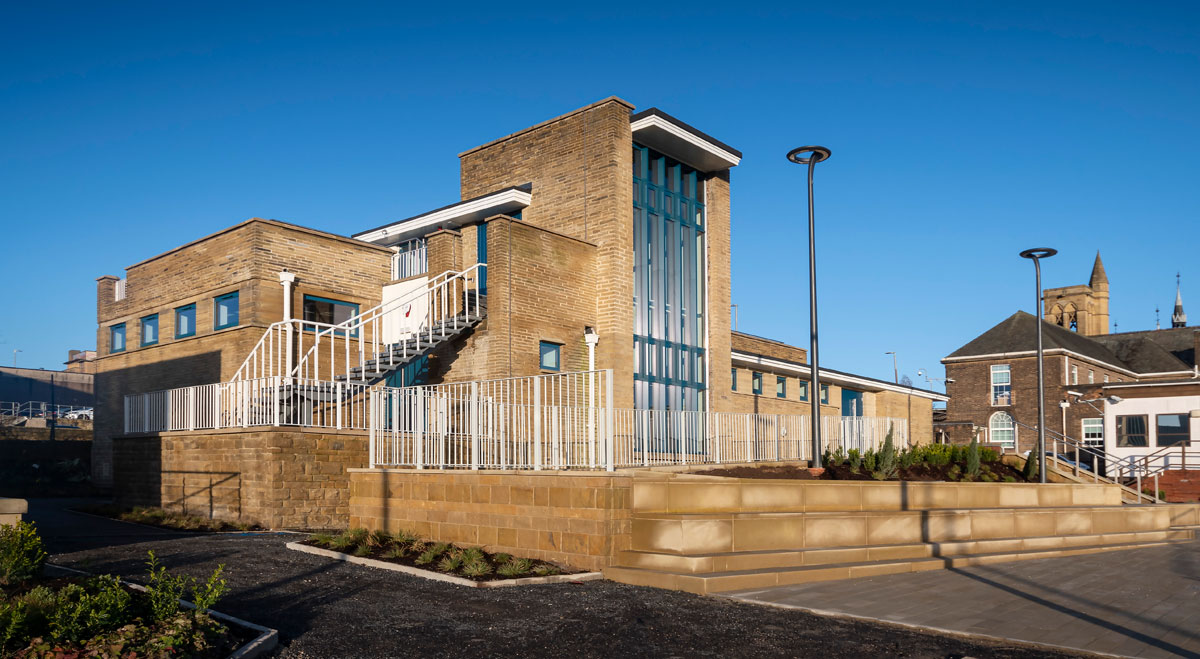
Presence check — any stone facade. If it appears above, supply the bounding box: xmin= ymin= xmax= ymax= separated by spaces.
xmin=114 ymin=428 xmax=367 ymax=529
xmin=349 ymin=469 xmax=632 ymax=571
xmin=94 ymin=219 xmax=391 ymax=485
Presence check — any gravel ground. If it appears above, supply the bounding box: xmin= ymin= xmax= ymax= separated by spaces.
xmin=32 ymin=499 xmax=1090 ymax=658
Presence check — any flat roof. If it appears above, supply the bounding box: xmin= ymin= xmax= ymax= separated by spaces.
xmin=353 ymin=184 xmax=533 ymax=246
xmin=631 ymin=107 xmax=741 ymax=172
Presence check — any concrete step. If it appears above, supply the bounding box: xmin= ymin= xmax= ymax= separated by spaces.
xmin=604 ymin=536 xmax=1192 ymax=595
xmin=631 ymin=505 xmax=1176 ymax=555
xmin=617 ymin=528 xmax=1191 ymax=574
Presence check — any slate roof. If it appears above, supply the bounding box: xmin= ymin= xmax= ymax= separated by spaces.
xmin=945 ymin=311 xmax=1194 ymax=375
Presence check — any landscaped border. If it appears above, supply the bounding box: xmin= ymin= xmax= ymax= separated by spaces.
xmin=44 ymin=564 xmax=279 ymax=659
xmin=286 ymin=542 xmax=603 ymax=588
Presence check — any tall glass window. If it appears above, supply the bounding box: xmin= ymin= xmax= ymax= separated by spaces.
xmin=990 ymin=365 xmax=1011 ymax=405
xmin=990 ymin=411 xmax=1016 ymax=448
xmin=632 ymin=144 xmax=706 ymax=411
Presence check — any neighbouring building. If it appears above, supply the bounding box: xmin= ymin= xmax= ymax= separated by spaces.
xmin=94 ymin=97 xmax=945 ymax=550
xmin=65 ymin=350 xmax=97 ymax=374
xmin=942 ymin=257 xmax=1198 ymax=473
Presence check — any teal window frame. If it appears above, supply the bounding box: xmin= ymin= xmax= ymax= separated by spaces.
xmin=140 ymin=314 xmax=158 ymax=346
xmin=174 ymin=303 xmax=196 ymax=338
xmin=776 ymin=376 xmax=786 ymax=398
xmin=798 ymin=381 xmax=809 ymax=401
xmin=110 ymin=323 xmax=126 ymax=353
xmin=751 ymin=372 xmax=763 ymax=395
xmin=214 ymin=292 xmax=239 ymax=330
xmin=539 ymin=341 xmax=561 ymax=371
xmin=731 ymin=368 xmax=737 ymax=391
xmin=820 ymin=384 xmax=830 ymax=404
xmin=302 ymin=294 xmax=360 ymax=337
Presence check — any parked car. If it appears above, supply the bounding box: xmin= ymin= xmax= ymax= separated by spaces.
xmin=63 ymin=408 xmax=93 ymax=420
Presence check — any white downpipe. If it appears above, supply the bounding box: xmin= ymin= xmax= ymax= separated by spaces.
xmin=585 ymin=328 xmax=599 ymax=469
xmin=279 ymin=271 xmax=295 ymax=380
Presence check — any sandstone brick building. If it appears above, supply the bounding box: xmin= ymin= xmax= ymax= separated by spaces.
xmin=941 ymin=257 xmax=1197 ymax=469
xmin=94 ymin=98 xmax=944 ymax=544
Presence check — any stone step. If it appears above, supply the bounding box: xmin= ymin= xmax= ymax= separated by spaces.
xmin=631 ymin=505 xmax=1176 ymax=555
xmin=617 ymin=528 xmax=1189 ymax=574
xmin=604 ymin=536 xmax=1192 ymax=595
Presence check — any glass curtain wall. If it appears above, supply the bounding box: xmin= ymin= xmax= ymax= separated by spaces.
xmin=632 ymin=144 xmax=706 ymax=413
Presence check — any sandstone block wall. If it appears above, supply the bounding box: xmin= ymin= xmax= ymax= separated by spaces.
xmin=349 ymin=469 xmax=633 ymax=571
xmin=114 ymin=428 xmax=367 ymax=529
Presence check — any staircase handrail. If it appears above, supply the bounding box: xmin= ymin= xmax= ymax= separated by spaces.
xmin=290 ymin=263 xmax=486 ymax=383
xmin=1011 ymin=420 xmax=1158 ymax=504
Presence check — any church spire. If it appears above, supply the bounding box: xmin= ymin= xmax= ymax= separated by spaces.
xmin=1172 ymin=272 xmax=1187 ymax=328
xmin=1089 ymin=251 xmax=1108 ymax=289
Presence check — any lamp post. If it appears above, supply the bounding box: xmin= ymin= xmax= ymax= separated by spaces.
xmin=788 ymin=145 xmax=831 ymax=467
xmin=12 ymin=349 xmax=20 ymax=367
xmin=885 ymin=351 xmax=898 ymax=383
xmin=1019 ymin=247 xmax=1057 ymax=484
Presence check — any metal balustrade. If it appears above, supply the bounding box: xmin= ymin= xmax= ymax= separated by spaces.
xmin=114 ymin=278 xmax=127 ymax=301
xmin=0 ymin=401 xmax=94 ymax=419
xmin=1011 ymin=420 xmax=1163 ymax=504
xmin=231 ymin=263 xmax=486 ymax=384
xmin=391 ymin=239 xmax=427 ymax=280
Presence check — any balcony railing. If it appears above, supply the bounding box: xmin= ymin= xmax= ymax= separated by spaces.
xmin=114 ymin=278 xmax=127 ymax=301
xmin=391 ymin=239 xmax=427 ymax=280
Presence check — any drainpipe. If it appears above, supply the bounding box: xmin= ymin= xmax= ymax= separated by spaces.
xmin=280 ymin=270 xmax=296 ymax=378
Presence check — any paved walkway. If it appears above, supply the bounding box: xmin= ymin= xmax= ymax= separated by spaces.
xmin=726 ymin=541 xmax=1200 ymax=658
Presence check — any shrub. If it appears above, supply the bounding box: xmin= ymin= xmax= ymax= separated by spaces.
xmin=145 ymin=551 xmax=189 ymax=622
xmin=415 ymin=543 xmax=443 ymax=565
xmin=863 ymin=449 xmax=877 ymax=473
xmin=328 ymin=531 xmax=357 ymax=552
xmin=966 ymin=436 xmax=981 ymax=479
xmin=367 ymin=529 xmax=393 ymax=548
xmin=980 ymin=447 xmax=1000 ymax=463
xmin=460 ymin=558 xmax=492 ymax=578
xmin=310 ymin=532 xmax=334 ymax=547
xmin=1002 ymin=475 xmax=1017 ymax=483
xmin=1022 ymin=452 xmax=1039 ymax=482
xmin=0 ymin=521 xmax=48 ymax=586
xmin=531 ymin=564 xmax=560 ymax=577
xmin=878 ymin=427 xmax=898 ymax=479
xmin=847 ymin=449 xmax=862 ymax=472
xmin=832 ymin=447 xmax=847 ymax=466
xmin=191 ymin=564 xmax=228 ymax=614
xmin=898 ymin=447 xmax=917 ymax=470
xmin=497 ymin=558 xmax=532 ymax=578
xmin=49 ymin=576 xmax=131 ymax=643
xmin=921 ymin=444 xmax=953 ymax=467
xmin=492 ymin=552 xmax=513 ymax=565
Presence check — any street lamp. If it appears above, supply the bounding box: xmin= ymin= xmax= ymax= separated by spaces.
xmin=12 ymin=349 xmax=20 ymax=367
xmin=885 ymin=351 xmax=898 ymax=384
xmin=788 ymin=145 xmax=831 ymax=467
xmin=1019 ymin=247 xmax=1057 ymax=484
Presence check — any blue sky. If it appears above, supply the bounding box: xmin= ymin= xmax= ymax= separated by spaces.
xmin=1 ymin=2 xmax=1197 ymax=389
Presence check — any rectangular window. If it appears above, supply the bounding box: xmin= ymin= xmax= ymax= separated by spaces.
xmin=110 ymin=324 xmax=126 ymax=353
xmin=140 ymin=314 xmax=158 ymax=346
xmin=820 ymin=384 xmax=830 ymax=404
xmin=214 ymin=292 xmax=239 ymax=330
xmin=1156 ymin=414 xmax=1191 ymax=447
xmin=798 ymin=381 xmax=809 ymax=401
xmin=751 ymin=372 xmax=763 ymax=395
xmin=303 ymin=295 xmax=359 ymax=336
xmin=1116 ymin=415 xmax=1148 ymax=447
xmin=539 ymin=341 xmax=560 ymax=371
xmin=1103 ymin=375 xmax=1109 ymax=383
xmin=731 ymin=368 xmax=737 ymax=391
xmin=1082 ymin=418 xmax=1104 ymax=443
xmin=1071 ymin=365 xmax=1078 ymax=385
xmin=990 ymin=364 xmax=1012 ymax=406
xmin=1088 ymin=369 xmax=1094 ymax=384
xmin=175 ymin=304 xmax=196 ymax=338
xmin=776 ymin=376 xmax=786 ymax=398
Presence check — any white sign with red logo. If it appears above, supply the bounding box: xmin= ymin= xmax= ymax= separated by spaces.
xmin=381 ymin=276 xmax=429 ymax=344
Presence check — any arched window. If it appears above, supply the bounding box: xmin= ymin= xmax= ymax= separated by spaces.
xmin=989 ymin=412 xmax=1016 ymax=449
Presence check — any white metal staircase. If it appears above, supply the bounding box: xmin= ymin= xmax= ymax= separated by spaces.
xmin=231 ymin=263 xmax=486 ymax=387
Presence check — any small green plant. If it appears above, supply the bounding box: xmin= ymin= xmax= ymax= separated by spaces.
xmin=394 ymin=529 xmax=420 ymax=546
xmin=382 ymin=545 xmax=407 ymax=560
xmin=877 ymin=427 xmax=898 ymax=479
xmin=462 ymin=547 xmax=486 ymax=565
xmin=0 ymin=520 xmax=48 ymax=586
xmin=847 ymin=449 xmax=862 ymax=472
xmin=436 ymin=550 xmax=464 ymax=573
xmin=497 ymin=558 xmax=532 ymax=577
xmin=352 ymin=544 xmax=372 ymax=557
xmin=145 ymin=551 xmax=189 ymax=622
xmin=966 ymin=435 xmax=981 ymax=479
xmin=328 ymin=531 xmax=356 ymax=551
xmin=310 ymin=532 xmax=334 ymax=547
xmin=460 ymin=559 xmax=492 ymax=578
xmin=898 ymin=447 xmax=917 ymax=470
xmin=1022 ymin=451 xmax=1039 ymax=481
xmin=191 ymin=564 xmax=228 ymax=614
xmin=415 ymin=543 xmax=443 ymax=565
xmin=831 ymin=446 xmax=847 ymax=466
xmin=863 ymin=449 xmax=877 ymax=473
xmin=980 ymin=447 xmax=1000 ymax=463
xmin=492 ymin=552 xmax=513 ymax=565
xmin=1002 ymin=475 xmax=1017 ymax=483
xmin=368 ymin=529 xmax=393 ymax=548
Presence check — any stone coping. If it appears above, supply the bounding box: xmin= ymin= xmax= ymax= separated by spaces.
xmin=118 ymin=426 xmax=369 ymax=439
xmin=349 ymin=467 xmax=632 ymax=478
xmin=0 ymin=498 xmax=28 ymax=514
xmin=286 ymin=542 xmax=603 ymax=588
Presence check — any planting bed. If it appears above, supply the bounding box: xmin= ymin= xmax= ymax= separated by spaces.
xmin=76 ymin=504 xmax=264 ymax=533
xmin=298 ymin=528 xmax=582 ymax=583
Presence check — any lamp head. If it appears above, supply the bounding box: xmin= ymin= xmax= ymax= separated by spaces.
xmin=787 ymin=146 xmax=831 ymax=165
xmin=1019 ymin=248 xmax=1058 ymax=260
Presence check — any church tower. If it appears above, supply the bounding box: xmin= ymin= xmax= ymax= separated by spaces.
xmin=1043 ymin=251 xmax=1110 ymax=336
xmin=1172 ymin=273 xmax=1188 ymax=328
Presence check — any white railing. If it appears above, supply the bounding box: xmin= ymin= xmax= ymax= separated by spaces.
xmin=231 ymin=263 xmax=486 ymax=384
xmin=0 ymin=401 xmax=94 ymax=419
xmin=114 ymin=278 xmax=127 ymax=301
xmin=124 ymin=377 xmax=371 ymax=433
xmin=369 ymin=369 xmax=909 ymax=472
xmin=391 ymin=239 xmax=427 ymax=280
